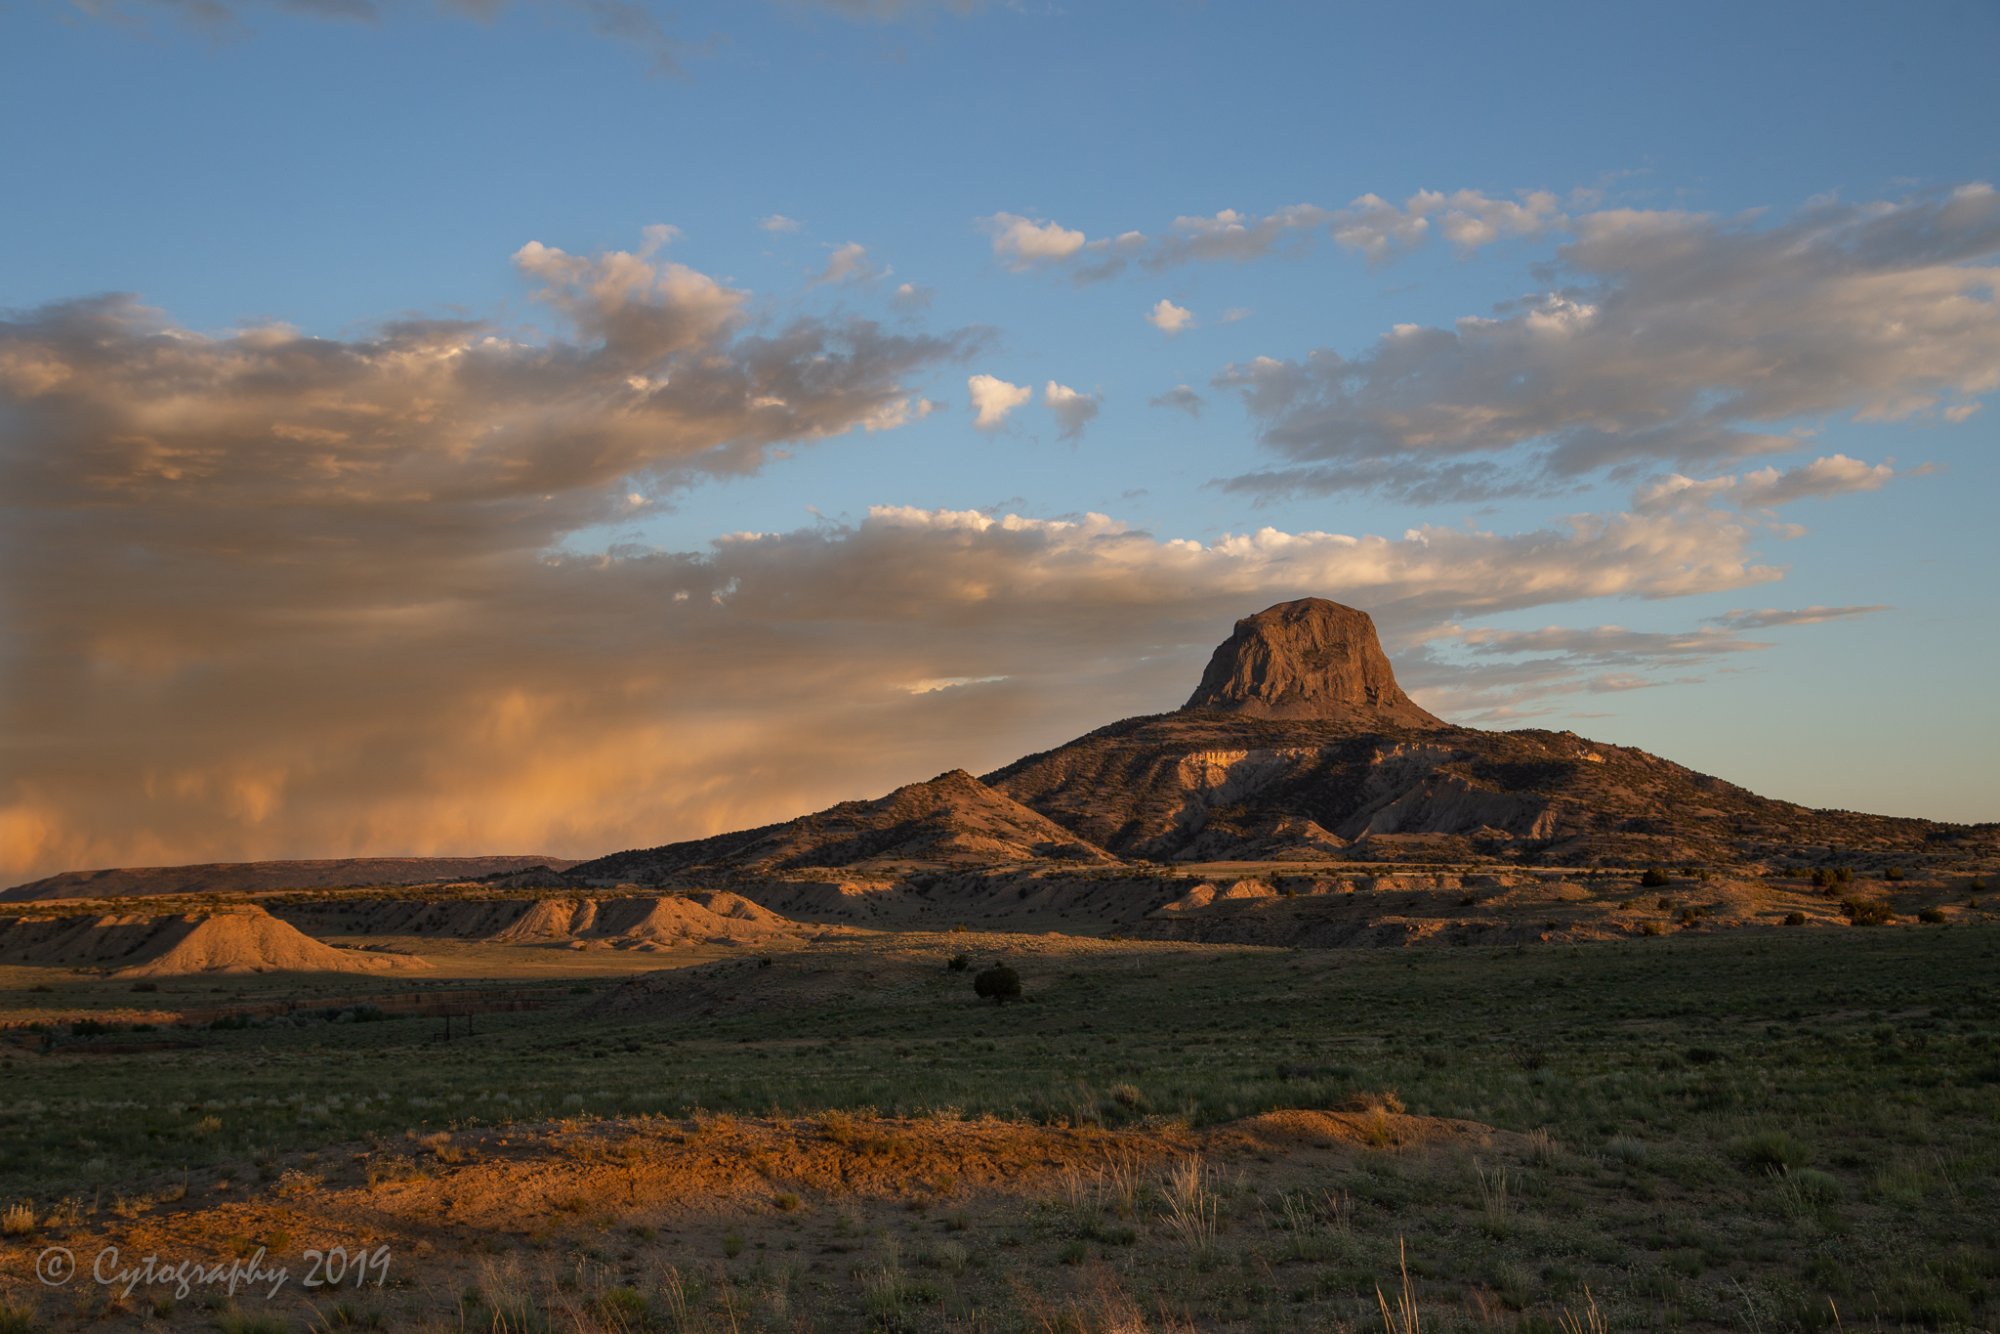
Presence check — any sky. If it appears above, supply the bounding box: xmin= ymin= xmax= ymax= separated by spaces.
xmin=1 ymin=0 xmax=1996 ymax=881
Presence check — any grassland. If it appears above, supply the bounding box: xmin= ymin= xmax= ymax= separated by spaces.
xmin=1 ymin=921 xmax=1995 ymax=1330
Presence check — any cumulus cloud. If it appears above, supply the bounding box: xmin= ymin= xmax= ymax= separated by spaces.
xmin=1141 ymin=205 xmax=1331 ymax=270
xmin=981 ymin=213 xmax=1088 ymax=269
xmin=1218 ymin=186 xmax=2000 ymax=501
xmin=991 ymin=191 xmax=1560 ymax=280
xmin=890 ymin=281 xmax=934 ymax=312
xmin=1147 ymin=298 xmax=1194 ymax=334
xmin=1635 ymin=455 xmax=1904 ymax=512
xmin=759 ymin=213 xmax=804 ymax=233
xmin=0 ymin=348 xmax=1784 ymax=892
xmin=1043 ymin=381 xmax=1100 ymax=440
xmin=0 ymin=239 xmax=986 ymax=881
xmin=1151 ymin=384 xmax=1204 ymax=416
xmin=815 ymin=240 xmax=887 ymax=285
xmin=1331 ymin=188 xmax=1563 ymax=262
xmin=966 ymin=373 xmax=1032 ymax=428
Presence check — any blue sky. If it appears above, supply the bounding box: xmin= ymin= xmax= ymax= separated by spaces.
xmin=1 ymin=0 xmax=1995 ymax=876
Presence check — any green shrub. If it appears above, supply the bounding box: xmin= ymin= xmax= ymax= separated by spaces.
xmin=973 ymin=964 xmax=1021 ymax=1005
xmin=1841 ymin=898 xmax=1895 ymax=926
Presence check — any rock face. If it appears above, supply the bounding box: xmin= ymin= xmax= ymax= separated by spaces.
xmin=1184 ymin=599 xmax=1443 ymax=727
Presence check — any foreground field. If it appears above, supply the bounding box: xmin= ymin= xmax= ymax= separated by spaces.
xmin=1 ymin=925 xmax=1996 ymax=1330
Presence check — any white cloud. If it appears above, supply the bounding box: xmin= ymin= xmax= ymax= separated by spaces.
xmin=981 ymin=212 xmax=1088 ymax=269
xmin=1636 ymin=455 xmax=1903 ymax=512
xmin=1148 ymin=298 xmax=1194 ymax=334
xmin=1044 ymin=381 xmax=1101 ymax=440
xmin=1219 ymin=186 xmax=2000 ymax=501
xmin=891 ymin=281 xmax=934 ymax=311
xmin=967 ymin=373 xmax=1033 ymax=428
xmin=1331 ymin=188 xmax=1563 ymax=263
xmin=759 ymin=213 xmax=804 ymax=233
xmin=815 ymin=240 xmax=885 ymax=285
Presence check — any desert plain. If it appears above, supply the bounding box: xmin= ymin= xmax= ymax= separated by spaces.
xmin=0 ymin=603 xmax=1994 ymax=1333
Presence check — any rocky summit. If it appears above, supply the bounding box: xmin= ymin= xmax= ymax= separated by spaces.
xmin=1183 ymin=598 xmax=1443 ymax=727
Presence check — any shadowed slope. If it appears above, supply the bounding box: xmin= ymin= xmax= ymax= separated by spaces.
xmin=567 ymin=769 xmax=1116 ymax=884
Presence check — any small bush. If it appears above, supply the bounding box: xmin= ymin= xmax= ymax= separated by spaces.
xmin=945 ymin=953 xmax=970 ymax=972
xmin=1641 ymin=868 xmax=1671 ymax=888
xmin=1884 ymin=865 xmax=1906 ymax=882
xmin=1841 ymin=898 xmax=1895 ymax=926
xmin=973 ymin=964 xmax=1021 ymax=1004
xmin=129 ymin=981 xmax=159 ymax=993
xmin=1731 ymin=1129 xmax=1813 ymax=1173
xmin=1783 ymin=911 xmax=1807 ymax=926
xmin=1917 ymin=906 xmax=1946 ymax=924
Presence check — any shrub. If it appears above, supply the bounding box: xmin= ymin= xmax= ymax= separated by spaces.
xmin=946 ymin=953 xmax=970 ymax=972
xmin=1841 ymin=898 xmax=1895 ymax=926
xmin=1884 ymin=865 xmax=1907 ymax=882
xmin=1731 ymin=1129 xmax=1812 ymax=1173
xmin=1969 ymin=877 xmax=1988 ymax=892
xmin=1783 ymin=911 xmax=1807 ymax=926
xmin=1917 ymin=907 xmax=1946 ymax=924
xmin=1640 ymin=867 xmax=1671 ymax=888
xmin=973 ymin=964 xmax=1022 ymax=1004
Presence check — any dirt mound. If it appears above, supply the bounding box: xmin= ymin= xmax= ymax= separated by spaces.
xmin=118 ymin=907 xmax=428 ymax=977
xmin=1185 ymin=598 xmax=1444 ymax=727
xmin=489 ymin=893 xmax=798 ymax=948
xmin=0 ymin=905 xmax=428 ymax=975
xmin=1 ymin=855 xmax=579 ymax=902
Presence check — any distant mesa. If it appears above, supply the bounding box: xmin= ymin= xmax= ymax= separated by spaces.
xmin=1184 ymin=598 xmax=1443 ymax=728
xmin=1 ymin=855 xmax=580 ymax=903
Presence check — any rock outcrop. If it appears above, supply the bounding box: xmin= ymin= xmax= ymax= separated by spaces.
xmin=1184 ymin=599 xmax=1443 ymax=727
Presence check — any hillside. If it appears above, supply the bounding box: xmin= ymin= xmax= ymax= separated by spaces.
xmin=566 ymin=768 xmax=1116 ymax=884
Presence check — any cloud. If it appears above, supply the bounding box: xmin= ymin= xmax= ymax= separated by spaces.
xmin=1635 ymin=455 xmax=1903 ymax=512
xmin=981 ymin=213 xmax=1088 ymax=269
xmin=815 ymin=240 xmax=886 ymax=285
xmin=73 ymin=0 xmax=979 ymax=68
xmin=1043 ymin=381 xmax=1100 ymax=440
xmin=1217 ymin=186 xmax=2000 ymax=501
xmin=890 ymin=282 xmax=934 ymax=312
xmin=1150 ymin=384 xmax=1204 ymax=417
xmin=1141 ymin=205 xmax=1332 ymax=270
xmin=966 ymin=373 xmax=1032 ymax=428
xmin=1147 ymin=299 xmax=1194 ymax=334
xmin=759 ymin=214 xmax=804 ymax=234
xmin=1708 ymin=605 xmax=1891 ymax=631
xmin=1331 ymin=189 xmax=1564 ymax=262
xmin=0 ymin=238 xmax=987 ymax=881
xmin=991 ymin=191 xmax=1556 ymax=279
xmin=0 ymin=344 xmax=1785 ymax=893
